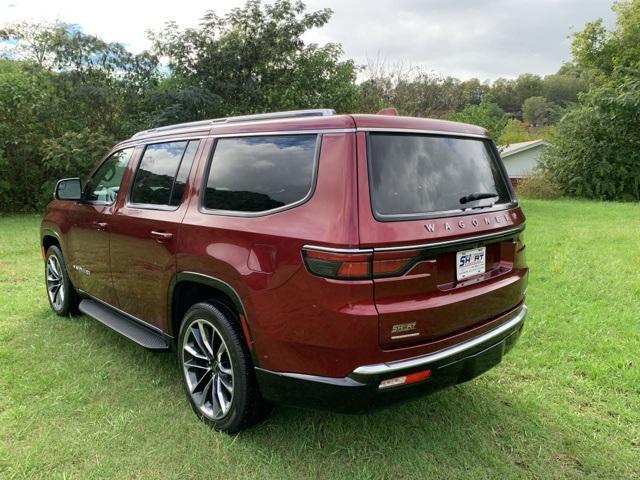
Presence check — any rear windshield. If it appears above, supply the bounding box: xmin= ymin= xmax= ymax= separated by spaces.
xmin=368 ymin=133 xmax=512 ymax=219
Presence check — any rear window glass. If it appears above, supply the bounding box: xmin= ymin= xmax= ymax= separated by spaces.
xmin=368 ymin=133 xmax=511 ymax=218
xmin=203 ymin=135 xmax=317 ymax=213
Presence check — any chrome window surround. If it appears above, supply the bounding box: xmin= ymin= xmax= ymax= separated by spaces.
xmin=199 ymin=133 xmax=323 ymax=218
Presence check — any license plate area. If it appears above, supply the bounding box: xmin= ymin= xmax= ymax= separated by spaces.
xmin=456 ymin=246 xmax=486 ymax=281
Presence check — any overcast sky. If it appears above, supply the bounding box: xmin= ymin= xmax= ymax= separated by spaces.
xmin=1 ymin=0 xmax=615 ymax=80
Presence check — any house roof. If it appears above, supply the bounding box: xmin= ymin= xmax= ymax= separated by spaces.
xmin=499 ymin=139 xmax=549 ymax=157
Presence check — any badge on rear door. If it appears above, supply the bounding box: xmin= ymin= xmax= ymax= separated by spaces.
xmin=456 ymin=247 xmax=486 ymax=281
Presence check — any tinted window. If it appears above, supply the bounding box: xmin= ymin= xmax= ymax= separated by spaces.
xmin=368 ymin=134 xmax=511 ymax=218
xmin=85 ymin=148 xmax=133 ymax=204
xmin=131 ymin=140 xmax=199 ymax=206
xmin=170 ymin=141 xmax=199 ymax=206
xmin=204 ymin=135 xmax=317 ymax=213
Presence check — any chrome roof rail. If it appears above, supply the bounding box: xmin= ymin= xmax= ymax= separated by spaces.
xmin=131 ymin=109 xmax=335 ymax=139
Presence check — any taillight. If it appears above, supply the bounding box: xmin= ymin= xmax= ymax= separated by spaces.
xmin=302 ymin=247 xmax=420 ymax=280
xmin=302 ymin=249 xmax=371 ymax=280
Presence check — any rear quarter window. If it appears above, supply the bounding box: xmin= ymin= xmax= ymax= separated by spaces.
xmin=203 ymin=134 xmax=318 ymax=214
xmin=368 ymin=133 xmax=512 ymax=219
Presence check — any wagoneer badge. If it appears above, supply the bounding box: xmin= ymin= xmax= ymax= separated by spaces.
xmin=424 ymin=213 xmax=515 ymax=233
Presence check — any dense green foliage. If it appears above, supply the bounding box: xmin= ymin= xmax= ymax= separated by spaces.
xmin=2 ymin=201 xmax=639 ymax=478
xmin=515 ymin=171 xmax=562 ymax=199
xmin=543 ymin=0 xmax=640 ymax=201
xmin=448 ymin=98 xmax=508 ymax=139
xmin=0 ymin=0 xmax=636 ymax=210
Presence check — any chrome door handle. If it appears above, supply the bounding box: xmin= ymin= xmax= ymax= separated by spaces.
xmin=150 ymin=230 xmax=173 ymax=242
xmin=91 ymin=221 xmax=108 ymax=231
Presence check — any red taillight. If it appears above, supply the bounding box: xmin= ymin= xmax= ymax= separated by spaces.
xmin=372 ymin=249 xmax=420 ymax=277
xmin=302 ymin=249 xmax=372 ymax=280
xmin=302 ymin=247 xmax=420 ymax=280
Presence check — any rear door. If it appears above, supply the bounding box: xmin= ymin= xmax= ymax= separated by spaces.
xmin=356 ymin=131 xmax=528 ymax=348
xmin=108 ymin=139 xmax=204 ymax=329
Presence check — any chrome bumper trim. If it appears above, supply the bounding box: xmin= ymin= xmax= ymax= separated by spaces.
xmin=352 ymin=304 xmax=527 ymax=376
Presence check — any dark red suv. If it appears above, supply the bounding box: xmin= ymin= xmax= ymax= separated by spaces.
xmin=41 ymin=109 xmax=528 ymax=432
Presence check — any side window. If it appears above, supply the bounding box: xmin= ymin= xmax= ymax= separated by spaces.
xmin=130 ymin=140 xmax=199 ymax=207
xmin=85 ymin=148 xmax=133 ymax=204
xmin=203 ymin=135 xmax=317 ymax=213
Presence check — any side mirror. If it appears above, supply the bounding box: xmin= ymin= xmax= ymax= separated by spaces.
xmin=54 ymin=178 xmax=82 ymax=201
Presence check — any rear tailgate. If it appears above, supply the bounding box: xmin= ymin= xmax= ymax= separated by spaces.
xmin=354 ymin=129 xmax=528 ymax=348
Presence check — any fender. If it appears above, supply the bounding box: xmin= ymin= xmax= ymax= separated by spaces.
xmin=167 ymin=272 xmax=257 ymax=360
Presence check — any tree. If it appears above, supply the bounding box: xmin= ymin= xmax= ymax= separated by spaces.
xmin=542 ymin=0 xmax=640 ymax=201
xmin=149 ymin=0 xmax=358 ymax=118
xmin=542 ymin=75 xmax=640 ymax=200
xmin=515 ymin=73 xmax=544 ymax=106
xmin=522 ymin=96 xmax=559 ymax=126
xmin=497 ymin=119 xmax=533 ymax=145
xmin=542 ymin=71 xmax=589 ymax=105
xmin=490 ymin=78 xmax=519 ymax=114
xmin=449 ymin=98 xmax=509 ymax=139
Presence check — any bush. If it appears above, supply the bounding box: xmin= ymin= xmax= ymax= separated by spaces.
xmin=497 ymin=119 xmax=533 ymax=145
xmin=515 ymin=171 xmax=562 ymax=199
xmin=541 ymin=74 xmax=640 ymax=201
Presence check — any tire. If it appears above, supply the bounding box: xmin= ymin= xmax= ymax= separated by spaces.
xmin=45 ymin=245 xmax=80 ymax=316
xmin=178 ymin=301 xmax=267 ymax=433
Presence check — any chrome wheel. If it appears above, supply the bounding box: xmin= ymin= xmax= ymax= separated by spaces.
xmin=182 ymin=319 xmax=234 ymax=420
xmin=46 ymin=255 xmax=65 ymax=311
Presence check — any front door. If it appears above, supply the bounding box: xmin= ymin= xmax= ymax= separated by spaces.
xmin=109 ymin=139 xmax=203 ymax=329
xmin=66 ymin=148 xmax=135 ymax=306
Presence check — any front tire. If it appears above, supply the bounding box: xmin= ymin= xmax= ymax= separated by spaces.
xmin=45 ymin=245 xmax=79 ymax=316
xmin=178 ymin=302 xmax=266 ymax=433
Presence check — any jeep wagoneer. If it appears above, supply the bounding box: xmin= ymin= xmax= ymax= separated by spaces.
xmin=41 ymin=109 xmax=528 ymax=432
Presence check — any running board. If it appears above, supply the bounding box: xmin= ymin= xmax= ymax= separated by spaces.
xmin=79 ymin=299 xmax=170 ymax=350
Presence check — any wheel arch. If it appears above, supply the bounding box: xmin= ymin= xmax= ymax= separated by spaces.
xmin=168 ymin=272 xmax=256 ymax=358
xmin=41 ymin=229 xmax=62 ymax=253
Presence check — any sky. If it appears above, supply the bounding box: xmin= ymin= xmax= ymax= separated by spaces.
xmin=1 ymin=0 xmax=616 ymax=80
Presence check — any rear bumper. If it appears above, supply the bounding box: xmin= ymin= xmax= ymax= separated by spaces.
xmin=255 ymin=304 xmax=527 ymax=412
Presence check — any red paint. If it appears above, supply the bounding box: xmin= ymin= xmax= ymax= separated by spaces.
xmin=41 ymin=113 xmax=528 ymax=379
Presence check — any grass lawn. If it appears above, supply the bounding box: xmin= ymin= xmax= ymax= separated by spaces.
xmin=0 ymin=199 xmax=639 ymax=479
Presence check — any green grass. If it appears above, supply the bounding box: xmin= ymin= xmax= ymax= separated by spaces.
xmin=1 ymin=199 xmax=639 ymax=479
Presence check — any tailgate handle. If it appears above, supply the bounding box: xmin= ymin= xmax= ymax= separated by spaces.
xmin=150 ymin=230 xmax=173 ymax=242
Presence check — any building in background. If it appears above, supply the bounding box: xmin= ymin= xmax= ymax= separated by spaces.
xmin=498 ymin=140 xmax=550 ymax=186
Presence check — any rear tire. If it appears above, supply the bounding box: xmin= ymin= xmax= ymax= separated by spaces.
xmin=45 ymin=245 xmax=80 ymax=316
xmin=178 ymin=301 xmax=267 ymax=433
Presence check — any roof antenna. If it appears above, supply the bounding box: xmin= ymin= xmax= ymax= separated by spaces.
xmin=376 ymin=107 xmax=399 ymax=116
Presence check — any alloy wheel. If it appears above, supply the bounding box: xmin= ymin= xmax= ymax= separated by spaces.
xmin=46 ymin=255 xmax=65 ymax=311
xmin=182 ymin=319 xmax=234 ymax=420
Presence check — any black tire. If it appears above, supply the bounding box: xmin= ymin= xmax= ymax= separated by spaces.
xmin=177 ymin=301 xmax=267 ymax=433
xmin=44 ymin=245 xmax=80 ymax=316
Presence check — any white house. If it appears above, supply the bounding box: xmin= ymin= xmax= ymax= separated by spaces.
xmin=498 ymin=139 xmax=550 ymax=184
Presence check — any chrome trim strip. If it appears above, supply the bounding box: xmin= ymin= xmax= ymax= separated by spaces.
xmin=301 ymin=225 xmax=524 ymax=255
xmin=210 ymin=128 xmax=355 ymax=138
xmin=352 ymin=304 xmax=527 ymax=376
xmin=390 ymin=332 xmax=420 ymax=340
xmin=302 ymin=245 xmax=373 ymax=254
xmin=374 ymin=225 xmax=525 ymax=252
xmin=357 ymin=127 xmax=490 ymax=139
xmin=117 ymin=129 xmax=356 ymax=149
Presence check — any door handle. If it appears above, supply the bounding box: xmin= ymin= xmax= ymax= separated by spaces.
xmin=91 ymin=221 xmax=108 ymax=231
xmin=150 ymin=230 xmax=173 ymax=242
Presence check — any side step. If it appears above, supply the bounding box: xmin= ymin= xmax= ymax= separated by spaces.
xmin=79 ymin=299 xmax=170 ymax=350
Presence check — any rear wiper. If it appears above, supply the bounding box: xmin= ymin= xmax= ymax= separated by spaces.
xmin=459 ymin=192 xmax=499 ymax=204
